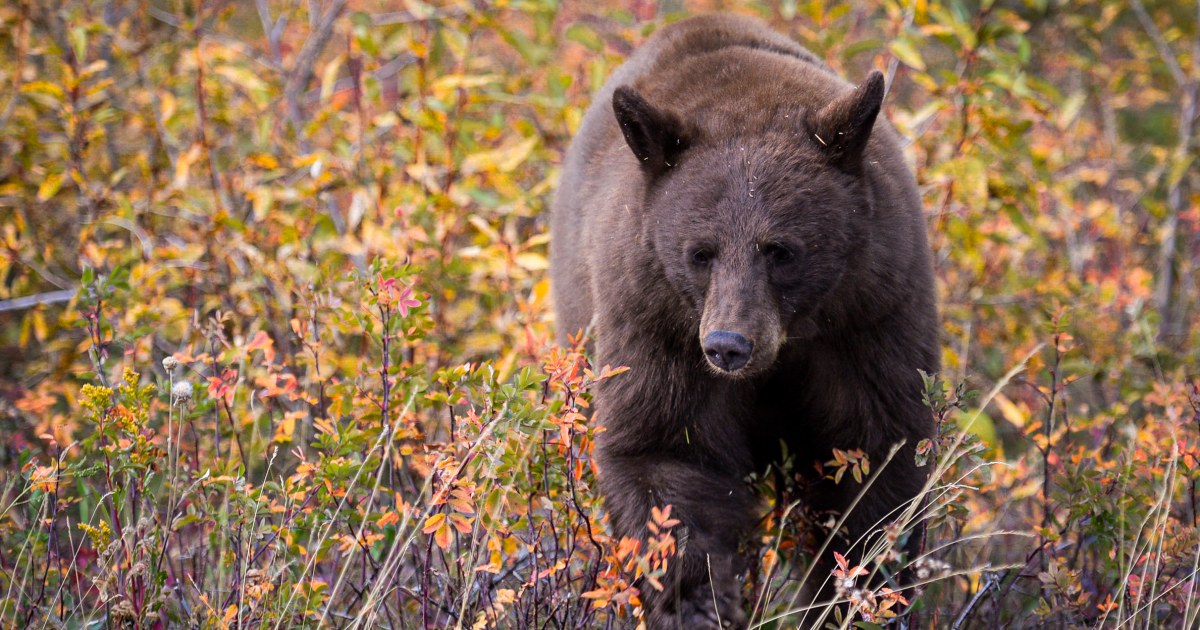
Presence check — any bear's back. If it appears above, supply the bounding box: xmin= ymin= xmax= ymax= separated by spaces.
xmin=561 ymin=14 xmax=835 ymax=191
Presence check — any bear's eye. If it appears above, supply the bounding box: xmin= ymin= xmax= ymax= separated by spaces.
xmin=762 ymin=243 xmax=795 ymax=265
xmin=689 ymin=247 xmax=714 ymax=268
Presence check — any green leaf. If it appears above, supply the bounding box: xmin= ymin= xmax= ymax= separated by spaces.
xmin=565 ymin=23 xmax=602 ymax=52
xmin=69 ymin=26 xmax=88 ymax=65
xmin=1057 ymin=92 xmax=1086 ymax=129
xmin=889 ymin=38 xmax=926 ymax=71
xmin=843 ymin=38 xmax=883 ymax=60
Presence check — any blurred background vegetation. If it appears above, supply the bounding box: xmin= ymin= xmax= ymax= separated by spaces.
xmin=0 ymin=0 xmax=1197 ymax=627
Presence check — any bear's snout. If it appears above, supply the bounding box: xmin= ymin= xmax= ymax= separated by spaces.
xmin=702 ymin=330 xmax=754 ymax=373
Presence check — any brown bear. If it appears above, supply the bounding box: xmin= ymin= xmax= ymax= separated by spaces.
xmin=550 ymin=13 xmax=938 ymax=629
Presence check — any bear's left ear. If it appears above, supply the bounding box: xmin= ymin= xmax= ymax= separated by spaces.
xmin=612 ymin=86 xmax=691 ymax=177
xmin=808 ymin=70 xmax=885 ymax=172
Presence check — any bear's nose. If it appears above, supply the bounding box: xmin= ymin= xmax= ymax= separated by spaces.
xmin=703 ymin=331 xmax=754 ymax=372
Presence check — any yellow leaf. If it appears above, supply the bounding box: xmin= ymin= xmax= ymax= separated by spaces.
xmin=530 ymin=278 xmax=550 ymax=306
xmin=31 ymin=309 xmax=47 ymax=342
xmin=272 ymin=411 xmax=301 ymax=444
xmin=80 ymin=59 xmax=108 ymax=78
xmin=160 ymin=91 xmax=176 ymax=120
xmin=173 ymin=143 xmax=203 ymax=189
xmin=461 ymin=136 xmax=538 ymax=175
xmin=291 ymin=153 xmax=320 ymax=168
xmin=514 ymin=252 xmax=548 ymax=271
xmin=523 ymin=233 xmax=551 ymax=248
xmin=313 ymin=417 xmax=337 ymax=436
xmin=405 ymin=162 xmax=443 ymax=193
xmin=37 ymin=173 xmax=65 ymax=201
xmin=250 ymin=187 xmax=274 ymax=221
xmin=468 ymin=215 xmax=501 ymax=242
xmin=402 ymin=0 xmax=436 ymax=21
xmin=431 ymin=73 xmax=500 ymax=100
xmin=320 ymin=54 xmax=345 ymax=101
xmin=422 ymin=512 xmax=445 ymax=534
xmin=213 ymin=64 xmax=268 ymax=101
xmin=20 ymin=81 xmax=65 ymax=100
xmin=248 ymin=154 xmax=278 ymax=169
xmin=433 ymin=522 xmax=452 ymax=550
xmin=992 ymin=393 xmax=1027 ymax=428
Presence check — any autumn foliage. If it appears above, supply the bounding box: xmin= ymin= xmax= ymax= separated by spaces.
xmin=1 ymin=1 xmax=1198 ymax=628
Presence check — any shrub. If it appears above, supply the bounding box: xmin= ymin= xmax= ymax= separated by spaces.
xmin=0 ymin=1 xmax=1196 ymax=628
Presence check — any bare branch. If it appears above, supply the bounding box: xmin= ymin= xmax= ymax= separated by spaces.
xmin=284 ymin=0 xmax=347 ymax=137
xmin=0 ymin=289 xmax=75 ymax=314
xmin=1154 ymin=80 xmax=1198 ymax=345
xmin=370 ymin=7 xmax=468 ymax=26
xmin=1128 ymin=0 xmax=1188 ymax=87
xmin=255 ymin=0 xmax=285 ymax=64
xmin=147 ymin=5 xmax=282 ymax=74
xmin=1125 ymin=0 xmax=1200 ymax=345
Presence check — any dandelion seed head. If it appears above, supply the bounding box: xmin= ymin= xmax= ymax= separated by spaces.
xmin=171 ymin=381 xmax=193 ymax=402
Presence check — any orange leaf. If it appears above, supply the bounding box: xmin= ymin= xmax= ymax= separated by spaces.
xmin=449 ymin=513 xmax=474 ymax=534
xmin=433 ymin=523 xmax=452 ymax=550
xmin=422 ymin=512 xmax=446 ymax=534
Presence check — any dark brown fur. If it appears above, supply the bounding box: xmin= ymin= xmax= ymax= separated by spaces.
xmin=550 ymin=14 xmax=938 ymax=628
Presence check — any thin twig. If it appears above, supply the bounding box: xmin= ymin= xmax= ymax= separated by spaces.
xmin=951 ymin=571 xmax=999 ymax=629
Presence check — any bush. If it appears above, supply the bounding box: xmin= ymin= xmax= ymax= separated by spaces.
xmin=0 ymin=1 xmax=1196 ymax=628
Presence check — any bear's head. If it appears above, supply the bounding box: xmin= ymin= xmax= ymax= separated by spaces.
xmin=612 ymin=71 xmax=886 ymax=377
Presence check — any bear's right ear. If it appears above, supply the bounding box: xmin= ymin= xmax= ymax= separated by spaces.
xmin=612 ymin=86 xmax=690 ymax=177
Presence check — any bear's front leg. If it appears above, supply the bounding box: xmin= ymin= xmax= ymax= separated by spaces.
xmin=598 ymin=453 xmax=759 ymax=630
